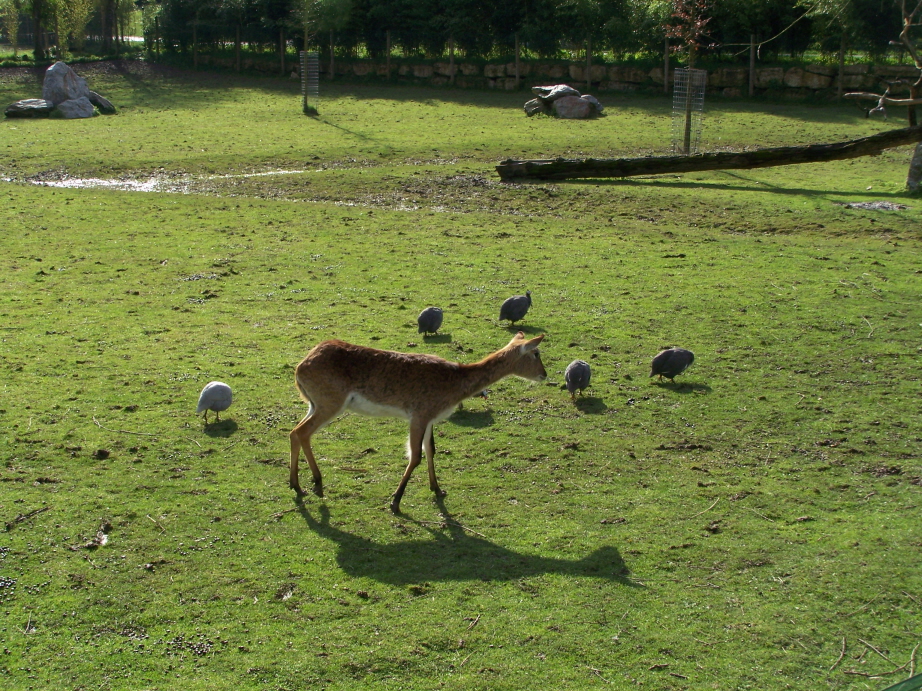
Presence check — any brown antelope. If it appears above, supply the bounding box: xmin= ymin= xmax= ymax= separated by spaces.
xmin=289 ymin=331 xmax=547 ymax=514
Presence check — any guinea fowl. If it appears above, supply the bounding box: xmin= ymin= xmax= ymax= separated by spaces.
xmin=500 ymin=290 xmax=532 ymax=325
xmin=650 ymin=348 xmax=695 ymax=382
xmin=564 ymin=360 xmax=591 ymax=399
xmin=196 ymin=381 xmax=233 ymax=423
xmin=417 ymin=306 xmax=444 ymax=335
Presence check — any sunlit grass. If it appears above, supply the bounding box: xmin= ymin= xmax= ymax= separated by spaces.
xmin=1 ymin=62 xmax=920 ymax=690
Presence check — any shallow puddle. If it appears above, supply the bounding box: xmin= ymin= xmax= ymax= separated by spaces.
xmin=7 ymin=168 xmax=319 ymax=194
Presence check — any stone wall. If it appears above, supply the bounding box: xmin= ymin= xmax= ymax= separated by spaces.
xmin=195 ymin=54 xmax=920 ymax=99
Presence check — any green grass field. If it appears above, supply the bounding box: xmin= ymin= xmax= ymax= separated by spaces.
xmin=1 ymin=61 xmax=921 ymax=690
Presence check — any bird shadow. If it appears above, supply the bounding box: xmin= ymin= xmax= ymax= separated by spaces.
xmin=204 ymin=419 xmax=238 ymax=437
xmin=294 ymin=498 xmax=638 ymax=586
xmin=449 ymin=409 xmax=495 ymax=428
xmin=422 ymin=333 xmax=453 ymax=344
xmin=574 ymin=396 xmax=607 ymax=414
xmin=652 ymin=381 xmax=711 ymax=394
xmin=503 ymin=324 xmax=543 ymax=334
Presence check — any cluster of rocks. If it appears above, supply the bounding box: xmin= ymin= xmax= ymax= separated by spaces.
xmin=524 ymin=85 xmax=603 ymax=119
xmin=5 ymin=62 xmax=116 ymax=119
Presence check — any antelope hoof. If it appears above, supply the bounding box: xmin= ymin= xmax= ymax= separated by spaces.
xmin=433 ymin=488 xmax=447 ymax=498
xmin=291 ymin=483 xmax=306 ymax=497
xmin=312 ymin=482 xmax=324 ymax=498
xmin=389 ymin=500 xmax=402 ymax=515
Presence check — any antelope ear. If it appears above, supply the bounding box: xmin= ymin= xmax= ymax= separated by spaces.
xmin=520 ymin=334 xmax=545 ymax=353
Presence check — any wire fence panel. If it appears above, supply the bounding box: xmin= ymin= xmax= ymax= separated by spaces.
xmin=672 ymin=68 xmax=707 ymax=155
xmin=300 ymin=51 xmax=319 ymax=115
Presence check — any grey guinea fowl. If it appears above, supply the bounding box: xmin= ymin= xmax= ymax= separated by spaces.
xmin=565 ymin=360 xmax=591 ymax=399
xmin=650 ymin=348 xmax=695 ymax=382
xmin=417 ymin=306 xmax=444 ymax=335
xmin=197 ymin=381 xmax=232 ymax=423
xmin=499 ymin=290 xmax=532 ymax=325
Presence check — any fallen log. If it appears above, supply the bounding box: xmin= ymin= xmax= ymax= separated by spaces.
xmin=496 ymin=125 xmax=922 ymax=181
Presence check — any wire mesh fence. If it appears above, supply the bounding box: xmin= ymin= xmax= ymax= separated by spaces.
xmin=300 ymin=51 xmax=320 ymax=115
xmin=671 ymin=68 xmax=707 ymax=155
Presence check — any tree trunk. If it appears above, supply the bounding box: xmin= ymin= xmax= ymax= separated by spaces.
xmin=32 ymin=0 xmax=45 ymax=60
xmin=837 ymin=35 xmax=845 ymax=101
xmin=682 ymin=47 xmax=697 ymax=155
xmin=585 ymin=37 xmax=591 ymax=92
xmin=235 ymin=24 xmax=240 ymax=72
xmin=329 ymin=29 xmax=334 ymax=80
xmin=663 ymin=36 xmax=669 ymax=95
xmin=449 ymin=36 xmax=455 ymax=85
xmin=193 ymin=21 xmax=198 ymax=68
xmin=909 ymin=77 xmax=919 ymax=127
xmin=514 ymin=33 xmax=520 ymax=89
xmin=908 ymin=142 xmax=922 ymax=192
xmin=749 ymin=34 xmax=756 ymax=97
xmin=496 ymin=126 xmax=922 ymax=181
xmin=280 ymin=28 xmax=285 ymax=75
xmin=386 ymin=30 xmax=391 ymax=80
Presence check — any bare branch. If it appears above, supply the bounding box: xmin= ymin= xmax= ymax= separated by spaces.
xmin=843 ymin=93 xmax=922 ymax=106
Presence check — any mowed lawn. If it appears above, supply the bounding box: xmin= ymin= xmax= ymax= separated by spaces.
xmin=1 ymin=62 xmax=921 ymax=689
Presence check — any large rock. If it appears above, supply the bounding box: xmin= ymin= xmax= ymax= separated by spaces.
xmin=5 ymin=98 xmax=55 ymax=118
xmin=784 ymin=68 xmax=806 ymax=88
xmin=755 ymin=67 xmax=785 ymax=88
xmin=552 ymin=95 xmax=593 ymax=119
xmin=42 ymin=61 xmax=90 ymax=105
xmin=484 ymin=63 xmax=506 ymax=78
xmin=524 ymin=98 xmax=550 ymax=116
xmin=88 ymin=90 xmax=116 ymax=114
xmin=710 ymin=67 xmax=747 ymax=88
xmin=802 ymin=71 xmax=832 ymax=89
xmin=56 ymin=97 xmax=95 ymax=119
xmin=581 ymin=94 xmax=603 ymax=113
xmin=532 ymin=84 xmax=581 ymax=102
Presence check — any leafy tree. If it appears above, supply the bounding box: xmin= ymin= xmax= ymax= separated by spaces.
xmin=0 ymin=0 xmax=21 ymax=56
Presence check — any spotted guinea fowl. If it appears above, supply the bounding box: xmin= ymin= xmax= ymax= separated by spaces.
xmin=650 ymin=348 xmax=695 ymax=382
xmin=499 ymin=290 xmax=532 ymax=325
xmin=417 ymin=306 xmax=444 ymax=335
xmin=564 ymin=360 xmax=591 ymax=399
xmin=196 ymin=381 xmax=233 ymax=423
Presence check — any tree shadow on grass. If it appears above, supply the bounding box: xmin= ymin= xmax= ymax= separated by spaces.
xmin=552 ymin=171 xmax=909 ymax=200
xmin=296 ymin=499 xmax=639 ymax=586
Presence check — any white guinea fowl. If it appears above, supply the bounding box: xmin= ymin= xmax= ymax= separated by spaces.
xmin=197 ymin=381 xmax=233 ymax=423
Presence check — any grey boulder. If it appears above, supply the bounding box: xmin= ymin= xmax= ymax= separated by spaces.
xmin=552 ymin=95 xmax=594 ymax=119
xmin=89 ymin=90 xmax=116 ymax=114
xmin=524 ymin=97 xmax=550 ymax=116
xmin=42 ymin=61 xmax=90 ymax=105
xmin=581 ymin=94 xmax=603 ymax=113
xmin=56 ymin=97 xmax=96 ymax=119
xmin=5 ymin=98 xmax=55 ymax=118
xmin=532 ymin=84 xmax=581 ymax=102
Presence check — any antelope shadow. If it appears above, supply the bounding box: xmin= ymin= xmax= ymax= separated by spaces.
xmin=296 ymin=499 xmax=639 ymax=587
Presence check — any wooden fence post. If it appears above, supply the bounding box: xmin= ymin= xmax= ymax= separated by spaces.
xmin=664 ymin=36 xmax=670 ymax=95
xmin=749 ymin=34 xmax=756 ymax=97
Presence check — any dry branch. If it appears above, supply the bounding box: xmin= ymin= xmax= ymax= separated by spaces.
xmin=496 ymin=127 xmax=922 ymax=180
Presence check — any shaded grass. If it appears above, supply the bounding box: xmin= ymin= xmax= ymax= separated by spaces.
xmin=1 ymin=63 xmax=921 ymax=690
